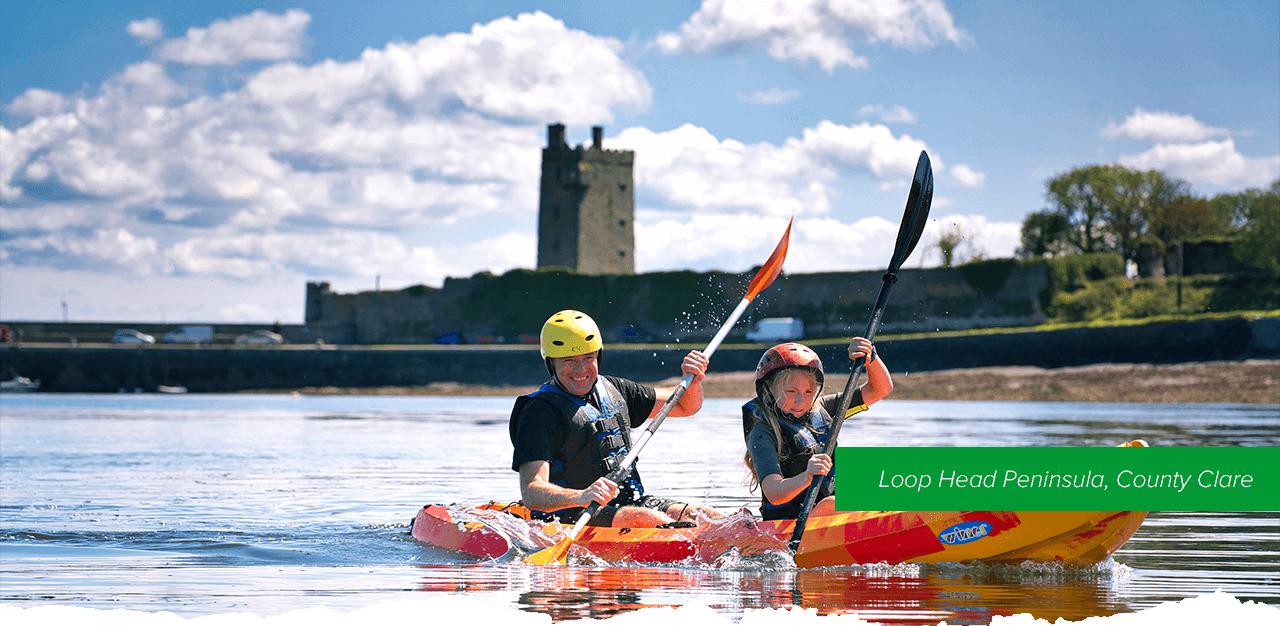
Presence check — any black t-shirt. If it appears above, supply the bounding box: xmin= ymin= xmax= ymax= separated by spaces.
xmin=510 ymin=375 xmax=657 ymax=472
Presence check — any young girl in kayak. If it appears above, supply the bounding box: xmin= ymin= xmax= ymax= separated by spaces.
xmin=743 ymin=339 xmax=892 ymax=520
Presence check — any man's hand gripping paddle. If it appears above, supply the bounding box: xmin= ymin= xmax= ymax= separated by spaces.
xmin=787 ymin=151 xmax=934 ymax=554
xmin=525 ymin=217 xmax=795 ymax=565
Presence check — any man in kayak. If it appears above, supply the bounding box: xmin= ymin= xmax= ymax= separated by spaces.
xmin=511 ymin=310 xmax=726 ymax=528
xmin=743 ymin=340 xmax=892 ymax=520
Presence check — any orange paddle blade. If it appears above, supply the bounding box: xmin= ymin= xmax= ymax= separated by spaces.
xmin=744 ymin=215 xmax=792 ymax=301
xmin=523 ymin=535 xmax=573 ymax=565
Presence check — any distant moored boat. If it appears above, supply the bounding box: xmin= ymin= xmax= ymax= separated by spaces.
xmin=0 ymin=376 xmax=41 ymax=392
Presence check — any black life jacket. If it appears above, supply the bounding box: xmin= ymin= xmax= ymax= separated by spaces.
xmin=509 ymin=377 xmax=644 ymax=503
xmin=742 ymin=398 xmax=834 ymax=520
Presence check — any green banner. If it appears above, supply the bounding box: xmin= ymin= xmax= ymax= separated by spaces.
xmin=834 ymin=447 xmax=1280 ymax=511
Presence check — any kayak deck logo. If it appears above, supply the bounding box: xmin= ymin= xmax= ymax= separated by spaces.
xmin=938 ymin=521 xmax=993 ymax=545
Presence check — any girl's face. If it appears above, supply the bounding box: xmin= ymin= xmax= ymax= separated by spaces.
xmin=770 ymin=369 xmax=819 ymax=418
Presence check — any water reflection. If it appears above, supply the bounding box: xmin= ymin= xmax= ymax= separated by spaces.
xmin=413 ymin=562 xmax=1137 ymax=625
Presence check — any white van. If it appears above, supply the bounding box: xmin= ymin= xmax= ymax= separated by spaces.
xmin=746 ymin=317 xmax=804 ymax=342
xmin=163 ymin=326 xmax=214 ymax=344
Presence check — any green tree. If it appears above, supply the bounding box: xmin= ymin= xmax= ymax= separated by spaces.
xmin=1038 ymin=165 xmax=1195 ymax=266
xmin=1151 ymin=195 xmax=1232 ymax=243
xmin=1045 ymin=165 xmax=1119 ymax=255
xmin=1218 ymin=181 xmax=1280 ymax=276
xmin=1103 ymin=169 xmax=1189 ymax=265
xmin=1016 ymin=210 xmax=1071 ymax=258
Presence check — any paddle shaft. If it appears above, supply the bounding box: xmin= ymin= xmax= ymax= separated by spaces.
xmin=557 ymin=295 xmax=756 ymax=543
xmin=608 ymin=216 xmax=791 ymax=485
xmin=785 ymin=150 xmax=933 ymax=554
xmin=594 ymin=225 xmax=784 ymax=491
xmin=786 ymin=273 xmax=895 ymax=552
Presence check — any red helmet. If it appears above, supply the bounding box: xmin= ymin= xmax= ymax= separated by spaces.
xmin=755 ymin=342 xmax=824 ymax=389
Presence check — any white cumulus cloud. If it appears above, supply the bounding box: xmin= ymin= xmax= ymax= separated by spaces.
xmin=655 ymin=0 xmax=971 ymax=72
xmin=156 ymin=9 xmax=311 ymax=65
xmin=616 ymin=124 xmax=830 ymax=217
xmin=948 ymin=163 xmax=985 ymax=188
xmin=243 ymin=11 xmax=649 ymax=125
xmin=799 ymin=120 xmax=933 ymax=178
xmin=739 ymin=87 xmax=801 ymax=105
xmin=8 ymin=88 xmax=70 ymax=118
xmin=1 ymin=7 xmax=990 ymax=323
xmin=1 ymin=10 xmax=651 ymax=287
xmin=127 ymin=18 xmax=163 ymax=45
xmin=613 ymin=120 xmax=932 ymax=219
xmin=7 ymin=227 xmax=162 ymax=274
xmin=857 ymin=104 xmax=916 ymax=124
xmin=412 ymin=231 xmax=538 ymax=286
xmin=635 ymin=210 xmax=1021 ymax=277
xmin=1101 ymin=109 xmax=1278 ymax=188
xmin=1118 ymin=139 xmax=1280 ymax=188
xmin=911 ymin=214 xmax=1021 ymax=268
xmin=1102 ymin=108 xmax=1230 ymax=143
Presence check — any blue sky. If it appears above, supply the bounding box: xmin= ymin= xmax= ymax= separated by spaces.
xmin=2 ymin=0 xmax=1276 ymax=323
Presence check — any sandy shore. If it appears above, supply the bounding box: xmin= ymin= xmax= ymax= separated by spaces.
xmin=286 ymin=359 xmax=1279 ymax=404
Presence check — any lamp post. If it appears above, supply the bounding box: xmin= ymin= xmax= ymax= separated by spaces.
xmin=1177 ymin=239 xmax=1184 ymax=312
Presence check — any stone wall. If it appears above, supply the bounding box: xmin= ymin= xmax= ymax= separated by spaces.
xmin=4 ymin=317 xmax=1274 ymax=393
xmin=307 ymin=262 xmax=1052 ymax=345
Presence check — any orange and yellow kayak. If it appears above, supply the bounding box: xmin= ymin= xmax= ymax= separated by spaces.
xmin=411 ymin=504 xmax=1146 ymax=568
xmin=413 ymin=440 xmax=1149 ymax=567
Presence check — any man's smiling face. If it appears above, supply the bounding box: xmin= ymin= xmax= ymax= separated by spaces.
xmin=551 ymin=352 xmax=599 ymax=397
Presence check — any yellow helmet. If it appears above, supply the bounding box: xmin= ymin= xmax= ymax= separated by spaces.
xmin=540 ymin=310 xmax=603 ymax=359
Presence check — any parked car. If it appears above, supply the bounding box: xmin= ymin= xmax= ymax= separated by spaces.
xmin=113 ymin=329 xmax=155 ymax=344
xmin=745 ymin=317 xmax=804 ymax=342
xmin=163 ymin=326 xmax=214 ymax=344
xmin=234 ymin=330 xmax=284 ymax=345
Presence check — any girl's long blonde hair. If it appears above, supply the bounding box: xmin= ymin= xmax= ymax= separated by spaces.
xmin=743 ymin=367 xmax=822 ymax=491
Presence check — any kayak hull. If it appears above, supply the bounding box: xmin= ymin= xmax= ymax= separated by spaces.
xmin=772 ymin=510 xmax=1149 ymax=568
xmin=411 ymin=504 xmax=512 ymax=559
xmin=412 ymin=504 xmax=1147 ymax=567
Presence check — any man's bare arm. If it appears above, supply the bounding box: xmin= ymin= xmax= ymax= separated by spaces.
xmin=518 ymin=460 xmax=617 ymax=511
xmin=649 ymin=350 xmax=707 ymax=419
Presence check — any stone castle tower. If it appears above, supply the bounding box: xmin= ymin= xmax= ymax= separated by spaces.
xmin=537 ymin=124 xmax=635 ymax=274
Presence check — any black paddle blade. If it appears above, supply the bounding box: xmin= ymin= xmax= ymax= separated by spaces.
xmin=889 ymin=150 xmax=934 ymax=272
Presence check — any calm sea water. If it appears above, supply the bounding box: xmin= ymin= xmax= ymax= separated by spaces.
xmin=1 ymin=393 xmax=1276 ymax=624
